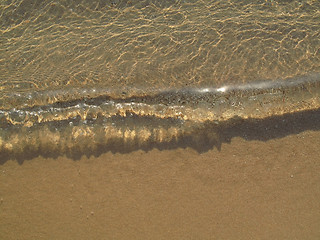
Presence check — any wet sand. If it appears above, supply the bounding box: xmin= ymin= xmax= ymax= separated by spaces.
xmin=1 ymin=129 xmax=320 ymax=239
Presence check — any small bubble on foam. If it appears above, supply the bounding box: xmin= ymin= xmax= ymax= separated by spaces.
xmin=217 ymin=87 xmax=227 ymax=92
xmin=199 ymin=88 xmax=210 ymax=93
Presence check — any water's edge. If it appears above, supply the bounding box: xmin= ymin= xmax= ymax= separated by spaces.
xmin=1 ymin=73 xmax=320 ymax=161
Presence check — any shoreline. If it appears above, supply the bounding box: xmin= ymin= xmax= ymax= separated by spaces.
xmin=1 ymin=129 xmax=319 ymax=239
xmin=1 ymin=106 xmax=320 ymax=164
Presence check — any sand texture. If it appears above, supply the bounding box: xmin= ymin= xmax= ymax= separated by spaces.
xmin=1 ymin=1 xmax=320 ymax=238
xmin=1 ymin=129 xmax=320 ymax=239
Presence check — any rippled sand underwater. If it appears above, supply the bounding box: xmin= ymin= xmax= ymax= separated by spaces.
xmin=0 ymin=0 xmax=320 ymax=159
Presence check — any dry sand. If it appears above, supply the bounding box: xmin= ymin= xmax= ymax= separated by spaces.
xmin=0 ymin=129 xmax=320 ymax=239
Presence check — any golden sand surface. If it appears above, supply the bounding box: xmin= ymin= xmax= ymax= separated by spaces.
xmin=1 ymin=129 xmax=320 ymax=239
xmin=1 ymin=1 xmax=320 ymax=238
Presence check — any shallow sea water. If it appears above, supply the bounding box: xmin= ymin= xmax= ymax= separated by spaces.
xmin=1 ymin=0 xmax=320 ymax=158
xmin=0 ymin=1 xmax=320 ymax=239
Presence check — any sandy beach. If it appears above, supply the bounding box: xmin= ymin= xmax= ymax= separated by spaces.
xmin=1 ymin=1 xmax=320 ymax=239
xmin=1 ymin=127 xmax=320 ymax=239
